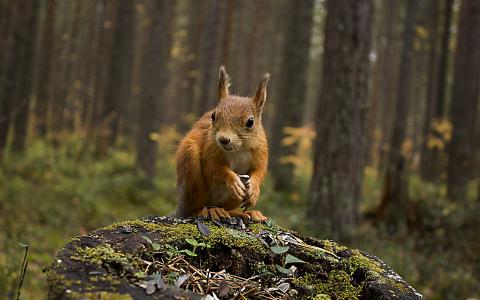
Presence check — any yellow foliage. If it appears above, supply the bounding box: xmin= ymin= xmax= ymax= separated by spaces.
xmin=279 ymin=125 xmax=316 ymax=177
xmin=426 ymin=118 xmax=452 ymax=150
xmin=364 ymin=166 xmax=378 ymax=178
xmin=149 ymin=126 xmax=182 ymax=145
xmin=415 ymin=25 xmax=429 ymax=39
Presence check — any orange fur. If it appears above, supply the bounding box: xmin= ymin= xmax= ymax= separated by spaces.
xmin=175 ymin=66 xmax=270 ymax=222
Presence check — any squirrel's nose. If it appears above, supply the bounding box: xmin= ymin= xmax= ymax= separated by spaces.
xmin=218 ymin=137 xmax=230 ymax=145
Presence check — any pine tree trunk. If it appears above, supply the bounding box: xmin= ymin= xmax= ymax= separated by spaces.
xmin=420 ymin=0 xmax=454 ymax=181
xmin=35 ymin=0 xmax=56 ymax=138
xmin=270 ymin=0 xmax=314 ymax=191
xmin=0 ymin=0 xmax=21 ymax=156
xmin=308 ymin=0 xmax=373 ymax=241
xmin=378 ymin=0 xmax=400 ymax=172
xmin=197 ymin=0 xmax=225 ymax=114
xmin=97 ymin=0 xmax=135 ymax=154
xmin=447 ymin=0 xmax=480 ymax=201
xmin=11 ymin=0 xmax=40 ymax=152
xmin=135 ymin=0 xmax=173 ymax=185
xmin=379 ymin=0 xmax=419 ymax=233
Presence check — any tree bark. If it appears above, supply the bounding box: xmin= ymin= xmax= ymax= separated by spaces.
xmin=176 ymin=0 xmax=205 ymax=131
xmin=0 ymin=0 xmax=22 ymax=156
xmin=420 ymin=0 xmax=454 ymax=181
xmin=378 ymin=0 xmax=419 ymax=233
xmin=377 ymin=0 xmax=400 ymax=171
xmin=35 ymin=0 xmax=56 ymax=138
xmin=197 ymin=0 xmax=225 ymax=114
xmin=447 ymin=0 xmax=480 ymax=201
xmin=270 ymin=0 xmax=314 ymax=191
xmin=97 ymin=0 xmax=135 ymax=154
xmin=135 ymin=0 xmax=173 ymax=185
xmin=11 ymin=0 xmax=40 ymax=152
xmin=308 ymin=0 xmax=373 ymax=241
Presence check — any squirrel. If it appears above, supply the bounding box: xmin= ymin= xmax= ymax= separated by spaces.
xmin=175 ymin=66 xmax=270 ymax=222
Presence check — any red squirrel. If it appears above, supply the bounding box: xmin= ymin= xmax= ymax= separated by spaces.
xmin=175 ymin=66 xmax=270 ymax=222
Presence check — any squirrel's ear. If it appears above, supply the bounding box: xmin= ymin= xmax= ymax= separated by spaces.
xmin=218 ymin=65 xmax=230 ymax=101
xmin=253 ymin=73 xmax=270 ymax=111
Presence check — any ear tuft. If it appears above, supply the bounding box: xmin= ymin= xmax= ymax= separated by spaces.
xmin=253 ymin=72 xmax=270 ymax=110
xmin=218 ymin=65 xmax=230 ymax=101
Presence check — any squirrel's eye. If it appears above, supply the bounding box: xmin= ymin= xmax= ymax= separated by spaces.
xmin=211 ymin=111 xmax=216 ymax=122
xmin=246 ymin=116 xmax=254 ymax=128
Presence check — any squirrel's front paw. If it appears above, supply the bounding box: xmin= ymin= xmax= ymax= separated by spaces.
xmin=242 ymin=178 xmax=260 ymax=209
xmin=228 ymin=174 xmax=247 ymax=203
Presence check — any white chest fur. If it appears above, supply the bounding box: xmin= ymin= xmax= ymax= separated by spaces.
xmin=226 ymin=150 xmax=252 ymax=174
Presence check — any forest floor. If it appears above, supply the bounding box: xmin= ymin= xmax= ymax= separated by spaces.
xmin=0 ymin=133 xmax=479 ymax=300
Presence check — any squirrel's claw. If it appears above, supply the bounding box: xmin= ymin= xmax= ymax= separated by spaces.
xmin=231 ymin=176 xmax=246 ymax=201
xmin=206 ymin=207 xmax=230 ymax=220
xmin=242 ymin=210 xmax=268 ymax=222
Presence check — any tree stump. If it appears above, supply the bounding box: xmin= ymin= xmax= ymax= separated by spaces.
xmin=46 ymin=216 xmax=422 ymax=300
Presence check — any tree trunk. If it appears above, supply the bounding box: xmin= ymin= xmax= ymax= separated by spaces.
xmin=418 ymin=0 xmax=439 ymax=179
xmin=197 ymin=0 xmax=225 ymax=114
xmin=447 ymin=0 xmax=480 ymax=201
xmin=378 ymin=0 xmax=419 ymax=233
xmin=135 ymin=0 xmax=173 ymax=185
xmin=35 ymin=0 xmax=56 ymax=138
xmin=377 ymin=0 xmax=400 ymax=171
xmin=270 ymin=0 xmax=314 ymax=191
xmin=0 ymin=0 xmax=22 ymax=156
xmin=97 ymin=0 xmax=135 ymax=154
xmin=308 ymin=0 xmax=373 ymax=241
xmin=420 ymin=0 xmax=454 ymax=181
xmin=11 ymin=0 xmax=40 ymax=152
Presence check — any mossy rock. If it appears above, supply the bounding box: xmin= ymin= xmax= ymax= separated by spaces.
xmin=46 ymin=216 xmax=422 ymax=300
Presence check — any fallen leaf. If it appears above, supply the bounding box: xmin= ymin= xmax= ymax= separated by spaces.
xmin=285 ymin=254 xmax=305 ymax=265
xmin=275 ymin=264 xmax=292 ymax=275
xmin=217 ymin=280 xmax=230 ymax=297
xmin=270 ymin=245 xmax=289 ymax=254
xmin=145 ymin=281 xmax=156 ymax=295
xmin=277 ymin=282 xmax=290 ymax=293
xmin=197 ymin=222 xmax=211 ymax=236
xmin=175 ymin=274 xmax=189 ymax=288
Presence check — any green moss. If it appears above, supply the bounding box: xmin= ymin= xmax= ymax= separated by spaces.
xmin=348 ymin=250 xmax=384 ymax=274
xmin=102 ymin=220 xmax=165 ymax=232
xmin=101 ymin=220 xmax=268 ymax=255
xmin=294 ymin=270 xmax=362 ymax=300
xmin=312 ymin=294 xmax=332 ymax=300
xmin=321 ymin=240 xmax=348 ymax=253
xmin=74 ymin=244 xmax=129 ymax=265
xmin=67 ymin=291 xmax=133 ymax=300
xmin=206 ymin=225 xmax=267 ymax=254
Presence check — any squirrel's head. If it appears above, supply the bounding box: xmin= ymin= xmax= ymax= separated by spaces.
xmin=211 ymin=66 xmax=270 ymax=152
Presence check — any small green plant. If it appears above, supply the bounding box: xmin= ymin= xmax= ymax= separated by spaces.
xmin=270 ymin=245 xmax=305 ymax=275
xmin=165 ymin=272 xmax=179 ymax=285
xmin=141 ymin=236 xmax=161 ymax=251
xmin=179 ymin=238 xmax=212 ymax=257
xmin=164 ymin=244 xmax=180 ymax=260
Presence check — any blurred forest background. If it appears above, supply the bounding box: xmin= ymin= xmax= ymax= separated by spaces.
xmin=0 ymin=0 xmax=479 ymax=299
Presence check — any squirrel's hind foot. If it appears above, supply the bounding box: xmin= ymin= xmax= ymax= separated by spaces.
xmin=242 ymin=210 xmax=268 ymax=222
xmin=228 ymin=210 xmax=268 ymax=223
xmin=199 ymin=207 xmax=231 ymax=220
